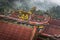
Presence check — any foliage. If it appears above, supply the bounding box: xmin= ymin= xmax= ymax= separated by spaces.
xmin=47 ymin=6 xmax=60 ymax=19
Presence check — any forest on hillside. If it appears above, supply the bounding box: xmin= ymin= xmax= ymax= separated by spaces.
xmin=0 ymin=0 xmax=60 ymax=19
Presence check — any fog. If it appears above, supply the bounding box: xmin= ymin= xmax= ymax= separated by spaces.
xmin=1 ymin=0 xmax=60 ymax=11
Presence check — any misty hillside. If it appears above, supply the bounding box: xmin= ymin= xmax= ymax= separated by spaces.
xmin=48 ymin=6 xmax=60 ymax=19
xmin=0 ymin=0 xmax=60 ymax=19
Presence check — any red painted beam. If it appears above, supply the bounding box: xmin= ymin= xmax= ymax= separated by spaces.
xmin=49 ymin=19 xmax=60 ymax=26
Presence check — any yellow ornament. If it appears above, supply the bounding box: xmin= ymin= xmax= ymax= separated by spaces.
xmin=24 ymin=14 xmax=29 ymax=20
xmin=28 ymin=11 xmax=32 ymax=14
xmin=39 ymin=25 xmax=44 ymax=29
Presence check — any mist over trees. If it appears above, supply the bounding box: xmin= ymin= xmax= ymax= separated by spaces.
xmin=0 ymin=0 xmax=60 ymax=19
xmin=47 ymin=6 xmax=60 ymax=19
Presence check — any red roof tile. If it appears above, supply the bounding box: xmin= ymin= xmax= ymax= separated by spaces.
xmin=0 ymin=21 xmax=37 ymax=40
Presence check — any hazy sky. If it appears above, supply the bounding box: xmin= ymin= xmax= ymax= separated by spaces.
xmin=12 ymin=0 xmax=60 ymax=11
xmin=33 ymin=0 xmax=60 ymax=5
xmin=28 ymin=0 xmax=59 ymax=10
xmin=49 ymin=0 xmax=60 ymax=5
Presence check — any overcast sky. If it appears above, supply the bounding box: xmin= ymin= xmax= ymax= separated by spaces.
xmin=29 ymin=0 xmax=60 ymax=10
xmin=49 ymin=0 xmax=60 ymax=5
xmin=33 ymin=0 xmax=60 ymax=5
xmin=13 ymin=0 xmax=60 ymax=11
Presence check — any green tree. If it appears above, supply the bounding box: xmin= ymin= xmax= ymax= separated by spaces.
xmin=47 ymin=6 xmax=60 ymax=19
